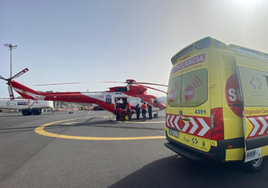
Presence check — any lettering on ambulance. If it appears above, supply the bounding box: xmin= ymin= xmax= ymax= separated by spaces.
xmin=171 ymin=53 xmax=206 ymax=74
xmin=225 ymin=74 xmax=243 ymax=117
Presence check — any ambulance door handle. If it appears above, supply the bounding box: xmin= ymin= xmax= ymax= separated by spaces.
xmin=182 ymin=118 xmax=190 ymax=122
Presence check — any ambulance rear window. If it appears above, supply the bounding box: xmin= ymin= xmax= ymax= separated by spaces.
xmin=168 ymin=76 xmax=182 ymax=107
xmin=168 ymin=69 xmax=208 ymax=107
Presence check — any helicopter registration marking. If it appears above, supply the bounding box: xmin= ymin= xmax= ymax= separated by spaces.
xmin=35 ymin=117 xmax=165 ymax=141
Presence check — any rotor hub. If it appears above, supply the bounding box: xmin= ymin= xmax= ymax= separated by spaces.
xmin=126 ymin=79 xmax=136 ymax=85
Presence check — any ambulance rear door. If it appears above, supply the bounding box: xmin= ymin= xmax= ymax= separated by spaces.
xmin=167 ymin=52 xmax=211 ymax=153
xmin=231 ymin=45 xmax=268 ymax=162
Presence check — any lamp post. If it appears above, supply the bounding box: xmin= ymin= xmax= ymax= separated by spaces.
xmin=3 ymin=43 xmax=18 ymax=77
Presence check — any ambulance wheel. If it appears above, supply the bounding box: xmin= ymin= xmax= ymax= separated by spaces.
xmin=241 ymin=157 xmax=265 ymax=173
xmin=154 ymin=114 xmax=158 ymax=118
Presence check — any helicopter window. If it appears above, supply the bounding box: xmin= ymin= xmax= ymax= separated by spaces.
xmin=152 ymin=98 xmax=158 ymax=107
xmin=115 ymin=87 xmax=128 ymax=92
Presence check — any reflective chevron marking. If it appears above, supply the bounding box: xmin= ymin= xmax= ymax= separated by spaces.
xmin=189 ymin=117 xmax=198 ymax=134
xmin=197 ymin=118 xmax=209 ymax=136
xmin=247 ymin=116 xmax=268 ymax=138
xmin=170 ymin=115 xmax=175 ymax=128
xmin=174 ymin=116 xmax=180 ymax=130
xmin=259 ymin=117 xmax=268 ymax=135
xmin=249 ymin=118 xmax=260 ymax=137
xmin=182 ymin=120 xmax=189 ymax=132
xmin=166 ymin=115 xmax=171 ymax=127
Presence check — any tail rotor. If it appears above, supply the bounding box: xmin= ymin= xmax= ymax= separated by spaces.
xmin=7 ymin=84 xmax=15 ymax=100
xmin=0 ymin=68 xmax=29 ymax=100
xmin=11 ymin=68 xmax=29 ymax=79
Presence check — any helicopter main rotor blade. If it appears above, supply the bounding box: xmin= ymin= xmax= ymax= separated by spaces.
xmin=34 ymin=81 xmax=124 ymax=86
xmin=35 ymin=82 xmax=83 ymax=86
xmin=11 ymin=68 xmax=29 ymax=79
xmin=34 ymin=80 xmax=166 ymax=87
xmin=142 ymin=85 xmax=167 ymax=94
xmin=0 ymin=75 xmax=7 ymax=81
xmin=136 ymin=82 xmax=168 ymax=87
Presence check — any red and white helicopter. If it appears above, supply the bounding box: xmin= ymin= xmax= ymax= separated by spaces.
xmin=0 ymin=68 xmax=167 ymax=117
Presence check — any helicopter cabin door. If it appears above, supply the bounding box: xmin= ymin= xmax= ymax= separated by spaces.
xmin=115 ymin=97 xmax=128 ymax=109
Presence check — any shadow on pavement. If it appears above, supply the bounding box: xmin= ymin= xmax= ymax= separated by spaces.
xmin=109 ymin=155 xmax=268 ymax=188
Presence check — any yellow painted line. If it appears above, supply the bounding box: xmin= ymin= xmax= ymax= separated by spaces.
xmin=136 ymin=121 xmax=164 ymax=124
xmin=62 ymin=122 xmax=78 ymax=125
xmin=114 ymin=120 xmax=165 ymax=124
xmin=34 ymin=117 xmax=165 ymax=141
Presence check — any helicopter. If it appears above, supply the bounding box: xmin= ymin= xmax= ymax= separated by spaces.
xmin=0 ymin=68 xmax=167 ymax=117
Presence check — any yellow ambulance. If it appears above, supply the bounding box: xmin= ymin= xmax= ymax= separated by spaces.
xmin=164 ymin=36 xmax=268 ymax=172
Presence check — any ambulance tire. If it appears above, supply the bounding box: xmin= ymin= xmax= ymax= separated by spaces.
xmin=154 ymin=114 xmax=158 ymax=118
xmin=241 ymin=157 xmax=266 ymax=173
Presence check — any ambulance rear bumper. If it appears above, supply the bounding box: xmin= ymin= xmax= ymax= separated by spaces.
xmin=165 ymin=132 xmax=226 ymax=162
xmin=164 ymin=142 xmax=205 ymax=161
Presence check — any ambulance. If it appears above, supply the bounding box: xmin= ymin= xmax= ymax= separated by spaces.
xmin=164 ymin=36 xmax=268 ymax=172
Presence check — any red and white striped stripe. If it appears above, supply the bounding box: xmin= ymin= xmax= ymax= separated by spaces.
xmin=166 ymin=114 xmax=210 ymax=139
xmin=247 ymin=116 xmax=268 ymax=138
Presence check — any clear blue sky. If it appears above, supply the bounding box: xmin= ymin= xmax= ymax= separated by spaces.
xmin=1 ymin=0 xmax=268 ymax=98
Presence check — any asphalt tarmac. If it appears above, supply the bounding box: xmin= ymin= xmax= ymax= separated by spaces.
xmin=0 ymin=110 xmax=268 ymax=188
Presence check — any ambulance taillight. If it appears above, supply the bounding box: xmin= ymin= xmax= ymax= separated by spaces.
xmin=210 ymin=108 xmax=224 ymax=140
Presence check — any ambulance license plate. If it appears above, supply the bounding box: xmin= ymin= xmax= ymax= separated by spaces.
xmin=169 ymin=129 xmax=179 ymax=138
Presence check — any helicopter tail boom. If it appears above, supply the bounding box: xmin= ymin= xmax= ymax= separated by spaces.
xmin=10 ymin=80 xmax=43 ymax=100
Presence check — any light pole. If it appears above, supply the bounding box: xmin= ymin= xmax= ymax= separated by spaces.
xmin=4 ymin=43 xmax=18 ymax=77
